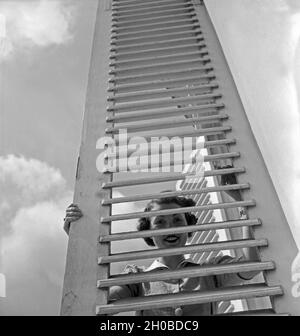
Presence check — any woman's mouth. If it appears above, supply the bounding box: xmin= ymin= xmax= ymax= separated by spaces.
xmin=164 ymin=235 xmax=180 ymax=244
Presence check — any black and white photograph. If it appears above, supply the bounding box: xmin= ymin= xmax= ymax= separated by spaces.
xmin=0 ymin=0 xmax=300 ymax=320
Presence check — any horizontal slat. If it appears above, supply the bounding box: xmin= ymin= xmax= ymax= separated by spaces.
xmin=111 ymin=17 xmax=198 ymax=34
xmin=98 ymin=238 xmax=266 ymax=264
xmin=102 ymin=183 xmax=249 ymax=205
xmin=99 ymin=219 xmax=261 ymax=243
xmin=110 ymin=58 xmax=210 ymax=77
xmin=107 ymin=104 xmax=224 ymax=122
xmin=111 ymin=35 xmax=203 ymax=53
xmin=112 ymin=0 xmax=190 ymax=10
xmin=110 ymin=51 xmax=207 ymax=69
xmin=112 ymin=29 xmax=201 ymax=46
xmin=96 ymin=284 xmax=282 ymax=315
xmin=102 ymin=167 xmax=246 ymax=188
xmin=112 ymin=126 xmax=230 ymax=147
xmin=110 ymin=43 xmax=206 ymax=60
xmin=113 ymin=7 xmax=194 ymax=23
xmin=106 ymin=114 xmax=227 ymax=133
xmin=112 ymin=24 xmax=200 ymax=40
xmin=110 ymin=66 xmax=211 ymax=85
xmin=113 ymin=8 xmax=194 ymax=22
xmin=110 ymin=75 xmax=214 ymax=94
xmin=105 ymin=151 xmax=240 ymax=172
xmin=105 ymin=138 xmax=236 ymax=159
xmin=98 ymin=261 xmax=274 ymax=288
xmin=105 ymin=152 xmax=240 ymax=173
xmin=108 ymin=83 xmax=216 ymax=104
xmin=101 ymin=200 xmax=255 ymax=222
xmin=218 ymin=309 xmax=289 ymax=316
xmin=113 ymin=2 xmax=192 ymax=17
xmin=112 ymin=13 xmax=196 ymax=29
xmin=108 ymin=93 xmax=219 ymax=113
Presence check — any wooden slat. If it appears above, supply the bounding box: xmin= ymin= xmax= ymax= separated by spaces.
xmin=109 ymin=53 xmax=211 ymax=72
xmin=110 ymin=51 xmax=208 ymax=68
xmin=100 ymin=200 xmax=255 ymax=222
xmin=102 ymin=183 xmax=249 ymax=205
xmin=102 ymin=167 xmax=246 ymax=188
xmin=113 ymin=2 xmax=193 ymax=17
xmin=98 ymin=261 xmax=275 ymax=288
xmin=113 ymin=0 xmax=190 ymax=10
xmin=108 ymin=82 xmax=215 ymax=103
xmin=107 ymin=110 xmax=223 ymax=124
xmin=111 ymin=18 xmax=199 ymax=34
xmin=114 ymin=4 xmax=190 ymax=14
xmin=98 ymin=239 xmax=267 ymax=264
xmin=105 ymin=114 xmax=226 ymax=133
xmin=110 ymin=65 xmax=211 ymax=82
xmin=106 ymin=152 xmax=241 ymax=173
xmin=99 ymin=219 xmax=261 ymax=243
xmin=112 ymin=24 xmax=200 ymax=40
xmin=107 ymin=139 xmax=236 ymax=161
xmin=110 ymin=44 xmax=206 ymax=61
xmin=96 ymin=284 xmax=282 ymax=315
xmin=109 ymin=58 xmax=209 ymax=76
xmin=112 ymin=29 xmax=202 ymax=46
xmin=111 ymin=36 xmax=203 ymax=53
xmin=217 ymin=309 xmax=289 ymax=316
xmin=113 ymin=7 xmax=194 ymax=21
xmin=105 ymin=137 xmax=235 ymax=159
xmin=110 ymin=69 xmax=212 ymax=87
xmin=108 ymin=93 xmax=219 ymax=113
xmin=112 ymin=13 xmax=196 ymax=29
xmin=106 ymin=103 xmax=223 ymax=122
xmin=113 ymin=8 xmax=195 ymax=24
xmin=112 ymin=126 xmax=230 ymax=147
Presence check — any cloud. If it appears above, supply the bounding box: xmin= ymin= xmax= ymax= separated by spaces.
xmin=0 ymin=155 xmax=148 ymax=314
xmin=0 ymin=155 xmax=67 ymax=235
xmin=0 ymin=0 xmax=76 ymax=62
xmin=0 ymin=155 xmax=71 ymax=315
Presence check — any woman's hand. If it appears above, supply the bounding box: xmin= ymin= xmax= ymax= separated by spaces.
xmin=63 ymin=204 xmax=83 ymax=235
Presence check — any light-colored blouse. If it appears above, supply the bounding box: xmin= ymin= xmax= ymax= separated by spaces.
xmin=109 ymin=255 xmax=249 ymax=316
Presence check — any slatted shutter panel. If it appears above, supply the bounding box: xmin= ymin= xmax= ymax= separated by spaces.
xmin=61 ymin=0 xmax=300 ymax=316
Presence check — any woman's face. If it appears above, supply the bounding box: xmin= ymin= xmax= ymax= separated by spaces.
xmin=149 ymin=202 xmax=189 ymax=249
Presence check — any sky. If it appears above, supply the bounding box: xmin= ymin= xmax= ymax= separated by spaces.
xmin=0 ymin=0 xmax=300 ymax=315
xmin=0 ymin=0 xmax=98 ymax=316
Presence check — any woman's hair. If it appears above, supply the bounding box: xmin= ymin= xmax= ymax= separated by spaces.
xmin=137 ymin=192 xmax=198 ymax=246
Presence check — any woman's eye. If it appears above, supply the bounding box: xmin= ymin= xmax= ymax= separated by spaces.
xmin=154 ymin=219 xmax=165 ymax=226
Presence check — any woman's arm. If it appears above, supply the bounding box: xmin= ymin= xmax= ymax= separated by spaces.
xmin=239 ymin=223 xmax=260 ymax=280
xmin=218 ymin=167 xmax=260 ymax=280
xmin=63 ymin=205 xmax=142 ymax=299
xmin=63 ymin=205 xmax=141 ymax=304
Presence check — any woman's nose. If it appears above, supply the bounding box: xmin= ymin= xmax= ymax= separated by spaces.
xmin=164 ymin=216 xmax=175 ymax=228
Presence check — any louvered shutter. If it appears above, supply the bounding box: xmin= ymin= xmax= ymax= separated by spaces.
xmin=61 ymin=0 xmax=299 ymax=316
